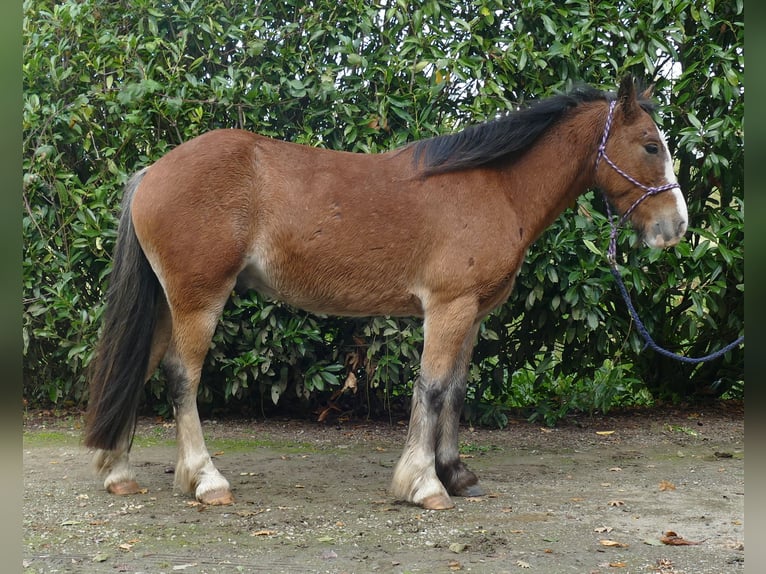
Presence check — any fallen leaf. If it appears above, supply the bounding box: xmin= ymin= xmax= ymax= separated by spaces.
xmin=172 ymin=564 xmax=198 ymax=571
xmin=92 ymin=553 xmax=109 ymax=563
xmin=117 ymin=543 xmax=133 ymax=551
xmin=235 ymin=509 xmax=264 ymax=517
xmin=643 ymin=538 xmax=663 ymax=546
xmin=251 ymin=529 xmax=276 ymax=536
xmin=448 ymin=559 xmax=463 ymax=571
xmin=317 ymin=403 xmax=341 ymax=422
xmin=654 ymin=558 xmax=679 ymax=573
xmin=608 ymin=500 xmax=625 ymax=507
xmin=660 ymin=531 xmax=702 ymax=545
xmin=609 ymin=561 xmax=627 ymax=567
xmin=609 ymin=467 xmax=622 ymax=472
xmin=594 ymin=526 xmax=613 ymax=533
xmin=599 ymin=539 xmax=629 ymax=548
xmin=449 ymin=542 xmax=467 ymax=553
xmin=317 ymin=535 xmax=335 ymax=543
xmin=516 ymin=559 xmax=531 ymax=568
xmin=342 ymin=370 xmax=358 ymax=392
xmin=212 ymin=451 xmax=224 ymax=456
xmin=658 ymin=480 xmax=676 ymax=491
xmin=596 ymin=431 xmax=615 ymax=436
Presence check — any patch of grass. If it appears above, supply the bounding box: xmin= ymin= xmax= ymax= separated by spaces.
xmin=206 ymin=437 xmax=319 ymax=454
xmin=132 ymin=435 xmax=176 ymax=448
xmin=665 ymin=424 xmax=699 ymax=437
xmin=459 ymin=442 xmax=502 ymax=455
xmin=22 ymin=430 xmax=80 ymax=446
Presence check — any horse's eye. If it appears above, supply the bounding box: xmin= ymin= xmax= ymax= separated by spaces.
xmin=645 ymin=143 xmax=659 ymax=154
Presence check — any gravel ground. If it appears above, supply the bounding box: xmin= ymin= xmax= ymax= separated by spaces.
xmin=23 ymin=402 xmax=744 ymax=573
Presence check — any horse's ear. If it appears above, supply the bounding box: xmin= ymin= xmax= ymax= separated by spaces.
xmin=640 ymin=83 xmax=655 ymax=100
xmin=617 ymin=74 xmax=640 ymax=123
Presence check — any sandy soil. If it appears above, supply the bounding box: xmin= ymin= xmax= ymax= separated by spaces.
xmin=23 ymin=403 xmax=744 ymax=573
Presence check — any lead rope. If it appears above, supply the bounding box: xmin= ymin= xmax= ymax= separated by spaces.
xmin=597 ymin=100 xmax=744 ymax=363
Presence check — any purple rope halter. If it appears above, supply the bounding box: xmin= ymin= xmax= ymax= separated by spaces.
xmin=597 ymin=100 xmax=743 ymax=364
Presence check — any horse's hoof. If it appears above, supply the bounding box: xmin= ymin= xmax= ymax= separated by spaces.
xmin=458 ymin=483 xmax=485 ymax=497
xmin=198 ymin=488 xmax=234 ymax=506
xmin=421 ymin=493 xmax=455 ymax=510
xmin=107 ymin=480 xmax=141 ymax=496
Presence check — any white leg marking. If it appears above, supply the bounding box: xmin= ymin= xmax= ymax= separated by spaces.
xmin=92 ymin=448 xmax=136 ymax=491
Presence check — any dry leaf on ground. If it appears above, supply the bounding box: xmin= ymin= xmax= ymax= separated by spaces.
xmin=599 ymin=539 xmax=629 ymax=548
xmin=658 ymin=480 xmax=676 ymax=491
xmin=660 ymin=531 xmax=702 ymax=545
xmin=251 ymin=529 xmax=277 ymax=536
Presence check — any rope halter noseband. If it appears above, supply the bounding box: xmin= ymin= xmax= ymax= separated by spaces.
xmin=595 ymin=99 xmax=743 ymax=364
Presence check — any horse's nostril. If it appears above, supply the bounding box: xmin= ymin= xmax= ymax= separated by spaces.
xmin=677 ymin=219 xmax=687 ymax=235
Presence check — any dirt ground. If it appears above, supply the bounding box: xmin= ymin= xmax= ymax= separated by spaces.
xmin=23 ymin=403 xmax=744 ymax=574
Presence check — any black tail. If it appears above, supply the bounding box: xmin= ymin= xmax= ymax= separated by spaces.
xmin=84 ymin=168 xmax=160 ymax=451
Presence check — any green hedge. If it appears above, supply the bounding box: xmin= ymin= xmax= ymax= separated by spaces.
xmin=23 ymin=0 xmax=744 ymax=424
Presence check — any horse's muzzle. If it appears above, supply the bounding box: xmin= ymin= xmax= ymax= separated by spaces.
xmin=644 ymin=216 xmax=688 ymax=249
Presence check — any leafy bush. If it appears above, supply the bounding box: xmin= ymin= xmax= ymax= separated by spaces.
xmin=23 ymin=0 xmax=744 ymax=424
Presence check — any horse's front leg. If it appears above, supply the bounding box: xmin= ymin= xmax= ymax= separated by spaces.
xmin=390 ymin=300 xmax=481 ymax=510
xmin=434 ymin=323 xmax=485 ymax=498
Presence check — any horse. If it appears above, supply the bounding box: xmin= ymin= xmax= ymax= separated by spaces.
xmin=84 ymin=75 xmax=687 ymax=510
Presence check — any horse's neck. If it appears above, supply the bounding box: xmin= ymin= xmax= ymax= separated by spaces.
xmin=502 ymin=104 xmax=604 ymax=244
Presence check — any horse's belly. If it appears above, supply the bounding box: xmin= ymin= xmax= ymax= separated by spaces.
xmin=236 ymin=255 xmax=423 ymax=318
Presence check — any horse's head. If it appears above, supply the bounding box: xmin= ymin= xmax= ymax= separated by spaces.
xmin=595 ymin=76 xmax=688 ymax=249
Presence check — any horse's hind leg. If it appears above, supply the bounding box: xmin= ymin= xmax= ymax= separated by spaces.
xmin=93 ymin=297 xmax=172 ymax=494
xmin=163 ymin=290 xmax=234 ymax=505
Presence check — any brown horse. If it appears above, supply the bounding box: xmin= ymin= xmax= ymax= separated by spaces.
xmin=84 ymin=76 xmax=687 ymax=510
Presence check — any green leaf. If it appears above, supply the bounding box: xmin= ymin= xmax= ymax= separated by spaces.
xmin=582 ymin=239 xmax=601 ymax=256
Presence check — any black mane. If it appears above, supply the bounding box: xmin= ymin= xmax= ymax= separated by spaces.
xmin=411 ymin=84 xmax=625 ymax=175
